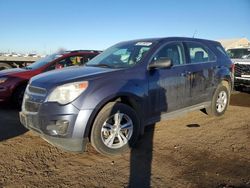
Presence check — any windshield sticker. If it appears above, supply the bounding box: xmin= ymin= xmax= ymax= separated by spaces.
xmin=135 ymin=42 xmax=152 ymax=46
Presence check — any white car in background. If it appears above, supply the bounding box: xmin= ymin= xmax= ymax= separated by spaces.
xmin=227 ymin=47 xmax=250 ymax=90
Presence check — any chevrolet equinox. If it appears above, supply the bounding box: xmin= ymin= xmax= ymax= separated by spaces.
xmin=20 ymin=37 xmax=234 ymax=156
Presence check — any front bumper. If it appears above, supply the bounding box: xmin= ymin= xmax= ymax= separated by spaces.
xmin=234 ymin=77 xmax=250 ymax=87
xmin=19 ymin=103 xmax=93 ymax=152
xmin=0 ymin=86 xmax=11 ymax=102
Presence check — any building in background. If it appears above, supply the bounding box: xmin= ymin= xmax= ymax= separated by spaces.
xmin=218 ymin=38 xmax=250 ymax=50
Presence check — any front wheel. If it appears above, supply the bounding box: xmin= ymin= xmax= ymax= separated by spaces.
xmin=91 ymin=102 xmax=139 ymax=156
xmin=205 ymin=85 xmax=230 ymax=116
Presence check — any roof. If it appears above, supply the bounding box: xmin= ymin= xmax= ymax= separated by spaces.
xmin=121 ymin=37 xmax=219 ymax=45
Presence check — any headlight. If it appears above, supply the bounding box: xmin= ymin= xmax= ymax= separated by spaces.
xmin=0 ymin=77 xmax=8 ymax=84
xmin=47 ymin=81 xmax=88 ymax=105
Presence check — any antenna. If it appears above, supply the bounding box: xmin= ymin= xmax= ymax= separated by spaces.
xmin=192 ymin=29 xmax=197 ymax=38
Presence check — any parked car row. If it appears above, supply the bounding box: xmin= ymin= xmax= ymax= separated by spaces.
xmin=0 ymin=52 xmax=45 ymax=58
xmin=11 ymin=37 xmax=234 ymax=156
xmin=0 ymin=50 xmax=101 ymax=106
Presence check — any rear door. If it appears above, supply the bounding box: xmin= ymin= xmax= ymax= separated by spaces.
xmin=184 ymin=41 xmax=217 ymax=105
xmin=148 ymin=42 xmax=190 ymax=118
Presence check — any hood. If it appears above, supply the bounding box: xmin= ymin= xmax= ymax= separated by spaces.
xmin=0 ymin=68 xmax=27 ymax=77
xmin=30 ymin=66 xmax=117 ymax=88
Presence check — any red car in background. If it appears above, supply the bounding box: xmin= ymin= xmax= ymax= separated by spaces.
xmin=0 ymin=50 xmax=101 ymax=107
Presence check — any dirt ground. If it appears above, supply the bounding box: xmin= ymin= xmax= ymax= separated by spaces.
xmin=0 ymin=91 xmax=249 ymax=188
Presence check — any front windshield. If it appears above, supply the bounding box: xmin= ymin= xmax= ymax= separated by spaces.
xmin=86 ymin=41 xmax=155 ymax=69
xmin=227 ymin=48 xmax=250 ymax=59
xmin=26 ymin=53 xmax=62 ymax=69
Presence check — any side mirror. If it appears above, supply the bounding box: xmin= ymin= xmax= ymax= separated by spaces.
xmin=148 ymin=58 xmax=173 ymax=69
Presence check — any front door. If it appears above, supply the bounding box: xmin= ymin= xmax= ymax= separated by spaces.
xmin=148 ymin=42 xmax=190 ymax=119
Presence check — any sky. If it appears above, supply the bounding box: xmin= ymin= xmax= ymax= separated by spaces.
xmin=0 ymin=0 xmax=249 ymax=54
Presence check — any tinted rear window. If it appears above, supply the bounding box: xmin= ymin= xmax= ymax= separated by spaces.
xmin=215 ymin=46 xmax=227 ymax=56
xmin=186 ymin=42 xmax=216 ymax=63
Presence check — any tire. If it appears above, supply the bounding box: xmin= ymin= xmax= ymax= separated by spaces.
xmin=0 ymin=63 xmax=12 ymax=70
xmin=205 ymin=84 xmax=230 ymax=117
xmin=91 ymin=102 xmax=140 ymax=156
xmin=12 ymin=85 xmax=27 ymax=108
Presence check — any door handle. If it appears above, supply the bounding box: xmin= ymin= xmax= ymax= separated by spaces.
xmin=181 ymin=71 xmax=192 ymax=77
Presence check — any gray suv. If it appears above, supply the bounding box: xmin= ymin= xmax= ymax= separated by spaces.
xmin=20 ymin=37 xmax=234 ymax=156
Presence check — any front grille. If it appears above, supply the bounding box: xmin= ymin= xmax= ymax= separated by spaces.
xmin=235 ymin=64 xmax=250 ymax=77
xmin=24 ymin=100 xmax=41 ymax=113
xmin=28 ymin=85 xmax=47 ymax=96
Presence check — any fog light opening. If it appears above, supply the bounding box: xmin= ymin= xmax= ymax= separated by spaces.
xmin=46 ymin=120 xmax=69 ymax=136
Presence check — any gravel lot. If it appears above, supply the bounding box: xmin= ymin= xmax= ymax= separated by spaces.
xmin=0 ymin=91 xmax=249 ymax=188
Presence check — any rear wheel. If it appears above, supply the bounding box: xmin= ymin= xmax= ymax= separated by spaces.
xmin=205 ymin=84 xmax=230 ymax=116
xmin=91 ymin=102 xmax=139 ymax=156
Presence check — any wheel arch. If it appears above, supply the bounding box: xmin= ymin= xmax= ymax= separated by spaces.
xmin=210 ymin=77 xmax=231 ymax=102
xmin=84 ymin=93 xmax=144 ymax=140
xmin=221 ymin=79 xmax=231 ymax=91
xmin=215 ymin=66 xmax=233 ymax=92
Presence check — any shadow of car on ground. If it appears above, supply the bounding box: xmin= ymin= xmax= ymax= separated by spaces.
xmin=0 ymin=104 xmax=27 ymax=141
xmin=230 ymin=90 xmax=250 ymax=108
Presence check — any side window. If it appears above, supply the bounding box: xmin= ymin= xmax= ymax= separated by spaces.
xmin=153 ymin=43 xmax=185 ymax=66
xmin=83 ymin=54 xmax=97 ymax=64
xmin=186 ymin=42 xmax=216 ymax=63
xmin=216 ymin=45 xmax=228 ymax=56
xmin=55 ymin=56 xmax=84 ymax=69
xmin=45 ymin=55 xmax=86 ymax=72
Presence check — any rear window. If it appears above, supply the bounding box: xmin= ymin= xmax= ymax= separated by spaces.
xmin=216 ymin=46 xmax=228 ymax=56
xmin=186 ymin=42 xmax=216 ymax=63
